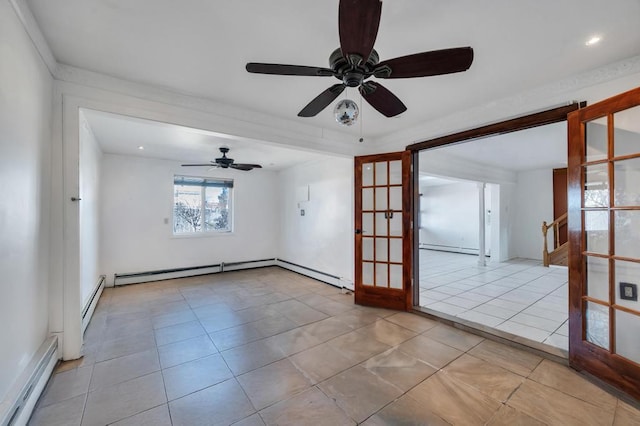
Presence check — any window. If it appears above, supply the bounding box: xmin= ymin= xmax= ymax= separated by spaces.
xmin=173 ymin=175 xmax=233 ymax=234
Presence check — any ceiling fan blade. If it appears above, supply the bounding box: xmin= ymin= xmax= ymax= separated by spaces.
xmin=374 ymin=47 xmax=474 ymax=79
xmin=246 ymin=63 xmax=334 ymax=77
xmin=230 ymin=163 xmax=262 ymax=171
xmin=339 ymin=0 xmax=382 ymax=64
xmin=298 ymin=84 xmax=346 ymax=117
xmin=359 ymin=82 xmax=407 ymax=117
xmin=181 ymin=163 xmax=217 ymax=167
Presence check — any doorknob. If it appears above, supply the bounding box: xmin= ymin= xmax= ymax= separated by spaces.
xmin=71 ymin=197 xmax=82 ymax=202
xmin=355 ymin=229 xmax=362 ymax=234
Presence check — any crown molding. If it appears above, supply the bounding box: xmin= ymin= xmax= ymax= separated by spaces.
xmin=9 ymin=0 xmax=57 ymax=76
xmin=372 ymin=55 xmax=640 ymax=152
xmin=54 ymin=64 xmax=373 ymax=157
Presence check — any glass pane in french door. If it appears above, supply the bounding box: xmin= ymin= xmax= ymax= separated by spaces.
xmin=579 ymin=106 xmax=640 ymax=364
xmin=612 ymin=106 xmax=640 ymax=364
xmin=361 ymin=160 xmax=403 ymax=289
xmin=569 ymin=85 xmax=640 ymax=401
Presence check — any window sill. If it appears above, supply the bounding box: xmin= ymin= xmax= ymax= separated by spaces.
xmin=171 ymin=231 xmax=235 ymax=239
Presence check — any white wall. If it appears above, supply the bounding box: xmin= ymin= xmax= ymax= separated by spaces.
xmin=0 ymin=1 xmax=52 ymax=402
xmin=488 ymin=183 xmax=517 ymax=263
xmin=512 ymin=169 xmax=554 ymax=260
xmin=100 ymin=154 xmax=279 ymax=284
xmin=420 ymin=182 xmax=480 ymax=252
xmin=79 ymin=112 xmax=103 ymax=305
xmin=277 ymin=158 xmax=354 ymax=284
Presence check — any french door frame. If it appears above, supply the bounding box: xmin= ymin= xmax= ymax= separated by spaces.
xmin=406 ymin=103 xmax=584 ymax=312
xmin=354 ymin=151 xmax=413 ymax=311
xmin=567 ymin=86 xmax=640 ymax=400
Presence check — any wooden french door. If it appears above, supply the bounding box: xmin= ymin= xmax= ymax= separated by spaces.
xmin=354 ymin=151 xmax=412 ymax=310
xmin=568 ymin=86 xmax=640 ymax=400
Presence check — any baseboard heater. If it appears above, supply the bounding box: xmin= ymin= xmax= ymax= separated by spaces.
xmin=112 ymin=258 xmax=353 ymax=290
xmin=113 ymin=258 xmax=277 ymax=286
xmin=420 ymin=243 xmax=480 ymax=256
xmin=82 ymin=275 xmax=105 ymax=333
xmin=0 ymin=336 xmax=58 ymax=426
xmin=276 ymin=259 xmax=353 ymax=291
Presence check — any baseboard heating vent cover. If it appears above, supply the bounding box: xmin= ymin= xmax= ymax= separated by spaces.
xmin=0 ymin=336 xmax=58 ymax=426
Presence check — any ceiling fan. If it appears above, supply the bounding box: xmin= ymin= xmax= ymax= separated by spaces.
xmin=246 ymin=0 xmax=474 ymax=118
xmin=181 ymin=147 xmax=262 ymax=171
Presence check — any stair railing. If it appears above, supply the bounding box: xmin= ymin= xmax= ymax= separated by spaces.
xmin=542 ymin=212 xmax=568 ymax=267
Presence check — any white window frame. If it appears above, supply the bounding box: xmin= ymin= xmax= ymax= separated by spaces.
xmin=172 ymin=175 xmax=234 ymax=236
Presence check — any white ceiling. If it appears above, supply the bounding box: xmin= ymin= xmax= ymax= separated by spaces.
xmin=427 ymin=121 xmax=568 ymax=172
xmin=27 ymin=0 xmax=640 ymax=140
xmin=81 ymin=109 xmax=340 ymax=170
xmin=419 ymin=175 xmax=464 ymax=187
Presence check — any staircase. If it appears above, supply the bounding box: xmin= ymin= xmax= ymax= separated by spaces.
xmin=542 ymin=213 xmax=568 ymax=267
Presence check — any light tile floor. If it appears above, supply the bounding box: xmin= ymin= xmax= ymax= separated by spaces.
xmin=419 ymin=250 xmax=569 ymax=351
xmin=30 ymin=267 xmax=638 ymax=425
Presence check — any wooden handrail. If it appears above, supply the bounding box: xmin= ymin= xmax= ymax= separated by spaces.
xmin=542 ymin=213 xmax=568 ymax=266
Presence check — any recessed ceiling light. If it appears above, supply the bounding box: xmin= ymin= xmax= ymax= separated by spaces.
xmin=138 ymin=146 xmax=144 ymax=150
xmin=586 ymin=36 xmax=601 ymax=46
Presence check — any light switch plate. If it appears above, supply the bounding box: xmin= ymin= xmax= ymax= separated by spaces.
xmin=620 ymin=282 xmax=638 ymax=301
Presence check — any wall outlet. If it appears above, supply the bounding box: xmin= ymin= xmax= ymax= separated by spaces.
xmin=300 ymin=209 xmax=305 ymax=216
xmin=619 ymin=282 xmax=638 ymax=301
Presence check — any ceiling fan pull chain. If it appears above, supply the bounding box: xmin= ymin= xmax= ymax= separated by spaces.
xmin=359 ymin=91 xmax=364 ymax=143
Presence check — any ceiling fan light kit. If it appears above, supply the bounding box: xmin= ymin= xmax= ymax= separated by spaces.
xmin=334 ymin=99 xmax=359 ymax=126
xmin=246 ymin=0 xmax=473 ymax=121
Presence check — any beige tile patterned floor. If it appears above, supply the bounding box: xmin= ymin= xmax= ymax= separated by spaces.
xmin=29 ymin=267 xmax=638 ymax=425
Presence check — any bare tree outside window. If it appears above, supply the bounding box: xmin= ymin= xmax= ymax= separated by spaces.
xmin=173 ymin=177 xmax=232 ymax=234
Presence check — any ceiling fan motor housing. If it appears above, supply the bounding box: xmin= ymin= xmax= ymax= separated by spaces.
xmin=330 ymin=48 xmax=379 ymax=87
xmin=216 ymin=147 xmax=234 ymax=167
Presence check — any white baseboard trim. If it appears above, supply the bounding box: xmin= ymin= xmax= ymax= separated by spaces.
xmin=0 ymin=336 xmax=58 ymax=426
xmin=82 ymin=275 xmax=105 ymax=334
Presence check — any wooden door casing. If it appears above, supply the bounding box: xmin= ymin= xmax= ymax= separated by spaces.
xmin=553 ymin=167 xmax=568 ymax=246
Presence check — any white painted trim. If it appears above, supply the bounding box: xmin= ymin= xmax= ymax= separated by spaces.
xmin=61 ymin=93 xmax=83 ymax=361
xmin=8 ymin=0 xmax=57 ymax=76
xmin=372 ymin=55 xmax=640 ymax=151
xmin=0 ymin=337 xmax=58 ymax=426
xmin=49 ymin=83 xmax=65 ymax=342
xmin=478 ymin=182 xmax=486 ymax=267
xmin=54 ymin=65 xmax=368 ymax=157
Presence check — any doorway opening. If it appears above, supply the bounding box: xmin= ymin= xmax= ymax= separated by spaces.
xmin=409 ymin=104 xmax=582 ymax=356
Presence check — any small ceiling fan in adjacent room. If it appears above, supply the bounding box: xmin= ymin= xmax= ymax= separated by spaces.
xmin=181 ymin=147 xmax=262 ymax=171
xmin=246 ymin=0 xmax=474 ymax=118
